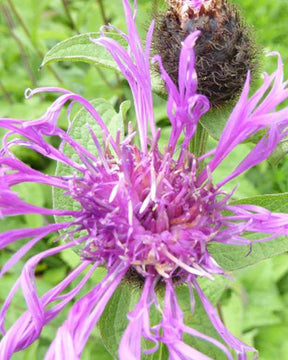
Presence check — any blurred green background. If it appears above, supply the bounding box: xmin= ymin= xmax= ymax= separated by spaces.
xmin=0 ymin=0 xmax=288 ymax=359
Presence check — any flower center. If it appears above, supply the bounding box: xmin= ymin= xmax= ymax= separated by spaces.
xmin=71 ymin=145 xmax=224 ymax=278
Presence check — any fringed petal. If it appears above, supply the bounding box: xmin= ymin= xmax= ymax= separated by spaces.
xmin=119 ymin=275 xmax=158 ymax=359
xmin=45 ymin=261 xmax=128 ymax=359
xmin=92 ymin=0 xmax=156 ymax=152
xmin=192 ymin=278 xmax=257 ymax=360
xmin=153 ymin=32 xmax=210 ymax=152
xmin=0 ymin=261 xmax=97 ymax=359
xmin=199 ymin=53 xmax=288 ymax=184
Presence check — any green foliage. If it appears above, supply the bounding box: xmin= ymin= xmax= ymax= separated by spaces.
xmin=41 ymin=32 xmax=125 ymax=71
xmin=1 ymin=0 xmax=288 ymax=359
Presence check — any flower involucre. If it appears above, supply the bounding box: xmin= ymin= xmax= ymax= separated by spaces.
xmin=154 ymin=0 xmax=258 ymax=107
xmin=0 ymin=0 xmax=288 ymax=359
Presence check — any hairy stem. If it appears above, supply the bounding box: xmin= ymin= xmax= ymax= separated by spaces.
xmin=97 ymin=0 xmax=109 ymax=25
xmin=6 ymin=0 xmax=63 ymax=84
xmin=61 ymin=0 xmax=79 ymax=33
xmin=2 ymin=5 xmax=38 ymax=87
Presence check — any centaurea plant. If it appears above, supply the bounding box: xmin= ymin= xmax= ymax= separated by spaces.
xmin=0 ymin=0 xmax=288 ymax=359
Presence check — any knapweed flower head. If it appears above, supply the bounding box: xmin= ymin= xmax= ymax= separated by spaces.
xmin=1 ymin=0 xmax=288 ymax=359
xmin=154 ymin=0 xmax=258 ymax=107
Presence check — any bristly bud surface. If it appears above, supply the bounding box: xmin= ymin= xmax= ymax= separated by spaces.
xmin=154 ymin=0 xmax=258 ymax=107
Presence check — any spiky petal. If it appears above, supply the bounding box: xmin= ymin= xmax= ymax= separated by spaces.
xmin=0 ymin=1 xmax=288 ymax=359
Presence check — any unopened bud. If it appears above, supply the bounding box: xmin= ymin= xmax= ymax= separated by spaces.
xmin=154 ymin=0 xmax=258 ymax=107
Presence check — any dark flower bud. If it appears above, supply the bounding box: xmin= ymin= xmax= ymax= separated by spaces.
xmin=154 ymin=0 xmax=258 ymax=107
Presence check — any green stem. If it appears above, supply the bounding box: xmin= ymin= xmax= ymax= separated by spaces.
xmin=2 ymin=5 xmax=38 ymax=87
xmin=61 ymin=0 xmax=79 ymax=33
xmin=216 ymin=303 xmax=225 ymax=325
xmin=97 ymin=0 xmax=109 ymax=25
xmin=189 ymin=123 xmax=209 ymax=159
xmin=6 ymin=0 xmax=63 ymax=84
xmin=6 ymin=0 xmax=30 ymax=37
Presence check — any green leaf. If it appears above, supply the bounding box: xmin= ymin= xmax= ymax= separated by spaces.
xmin=98 ymin=281 xmax=142 ymax=360
xmin=119 ymin=99 xmax=131 ymax=126
xmin=210 ymin=193 xmax=288 ymax=271
xmin=199 ymin=104 xmax=233 ymax=141
xmin=40 ymin=32 xmax=126 ymax=72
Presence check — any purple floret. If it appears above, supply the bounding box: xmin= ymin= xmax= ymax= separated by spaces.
xmin=0 ymin=0 xmax=288 ymax=359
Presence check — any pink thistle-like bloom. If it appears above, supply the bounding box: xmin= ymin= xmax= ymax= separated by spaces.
xmin=1 ymin=0 xmax=288 ymax=359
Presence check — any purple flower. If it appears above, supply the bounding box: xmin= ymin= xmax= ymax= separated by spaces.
xmin=1 ymin=0 xmax=288 ymax=359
